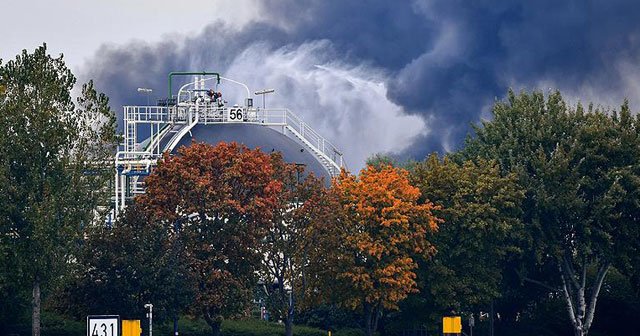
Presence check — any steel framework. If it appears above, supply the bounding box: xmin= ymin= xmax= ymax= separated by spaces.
xmin=112 ymin=75 xmax=344 ymax=219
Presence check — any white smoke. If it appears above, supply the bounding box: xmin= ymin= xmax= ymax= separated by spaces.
xmin=219 ymin=40 xmax=428 ymax=172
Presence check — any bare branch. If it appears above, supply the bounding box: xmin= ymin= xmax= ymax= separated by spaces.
xmin=516 ymin=269 xmax=559 ymax=292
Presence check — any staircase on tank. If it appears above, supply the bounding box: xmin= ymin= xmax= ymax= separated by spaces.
xmin=114 ymin=103 xmax=345 ymax=218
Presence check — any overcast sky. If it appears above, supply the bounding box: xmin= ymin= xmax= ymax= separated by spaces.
xmin=2 ymin=0 xmax=640 ymax=171
xmin=0 ymin=0 xmax=262 ymax=69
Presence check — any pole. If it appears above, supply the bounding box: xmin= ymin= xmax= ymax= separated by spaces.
xmin=490 ymin=300 xmax=494 ymax=336
xmin=173 ymin=314 xmax=178 ymax=336
xmin=145 ymin=303 xmax=153 ymax=336
xmin=254 ymin=89 xmax=275 ymax=110
xmin=168 ymin=72 xmax=220 ymax=100
xmin=137 ymin=88 xmax=153 ymax=105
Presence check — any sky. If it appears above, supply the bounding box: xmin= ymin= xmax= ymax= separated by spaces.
xmin=2 ymin=0 xmax=640 ymax=171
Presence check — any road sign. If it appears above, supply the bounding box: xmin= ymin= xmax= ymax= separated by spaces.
xmin=87 ymin=315 xmax=120 ymax=336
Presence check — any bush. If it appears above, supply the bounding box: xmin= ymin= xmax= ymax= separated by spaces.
xmin=41 ymin=312 xmax=85 ymax=336
xmin=156 ymin=317 xmax=328 ymax=336
xmin=5 ymin=312 xmax=331 ymax=336
xmin=332 ymin=327 xmax=365 ymax=336
xmin=0 ymin=311 xmax=85 ymax=336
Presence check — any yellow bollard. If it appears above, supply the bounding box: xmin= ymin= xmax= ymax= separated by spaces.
xmin=442 ymin=316 xmax=462 ymax=336
xmin=122 ymin=319 xmax=142 ymax=336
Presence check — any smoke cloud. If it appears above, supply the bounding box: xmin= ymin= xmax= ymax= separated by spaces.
xmin=81 ymin=0 xmax=640 ymax=171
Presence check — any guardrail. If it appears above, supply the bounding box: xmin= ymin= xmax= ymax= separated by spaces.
xmin=116 ymin=104 xmax=345 ymax=217
xmin=122 ymin=104 xmax=343 ymax=168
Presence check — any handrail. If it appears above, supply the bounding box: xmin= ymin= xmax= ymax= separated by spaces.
xmin=121 ymin=105 xmax=343 ymax=170
xmin=115 ymin=103 xmax=345 ymax=218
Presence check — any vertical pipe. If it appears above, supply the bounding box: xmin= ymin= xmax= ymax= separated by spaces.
xmin=114 ymin=170 xmax=119 ymax=218
xmin=120 ymin=174 xmax=126 ymax=210
xmin=150 ymin=122 xmax=153 ymax=152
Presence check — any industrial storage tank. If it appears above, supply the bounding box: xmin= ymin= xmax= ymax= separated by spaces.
xmin=112 ymin=72 xmax=344 ymax=219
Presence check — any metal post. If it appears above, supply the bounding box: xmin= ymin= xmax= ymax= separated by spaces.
xmin=144 ymin=303 xmax=153 ymax=336
xmin=173 ymin=315 xmax=178 ymax=336
xmin=168 ymin=72 xmax=220 ymax=101
xmin=114 ymin=171 xmax=119 ymax=218
xmin=120 ymin=174 xmax=126 ymax=210
xmin=255 ymin=89 xmax=275 ymax=109
xmin=137 ymin=87 xmax=153 ymax=106
xmin=490 ymin=301 xmax=494 ymax=336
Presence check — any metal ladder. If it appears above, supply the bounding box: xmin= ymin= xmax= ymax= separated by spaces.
xmin=284 ymin=124 xmax=341 ymax=176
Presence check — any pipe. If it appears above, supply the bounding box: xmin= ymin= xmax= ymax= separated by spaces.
xmin=168 ymin=72 xmax=220 ymax=100
xmin=220 ymin=76 xmax=251 ymax=102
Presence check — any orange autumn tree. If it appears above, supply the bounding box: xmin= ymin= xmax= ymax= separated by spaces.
xmin=138 ymin=142 xmax=281 ymax=336
xmin=329 ymin=165 xmax=440 ymax=336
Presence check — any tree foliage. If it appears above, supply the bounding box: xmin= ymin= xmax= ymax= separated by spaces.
xmin=258 ymin=158 xmax=326 ymax=336
xmin=317 ymin=165 xmax=439 ymax=336
xmin=410 ymin=154 xmax=525 ymax=315
xmin=54 ymin=203 xmax=191 ymax=322
xmin=461 ymin=90 xmax=640 ymax=336
xmin=0 ymin=44 xmax=117 ymax=335
xmin=138 ymin=142 xmax=281 ymax=336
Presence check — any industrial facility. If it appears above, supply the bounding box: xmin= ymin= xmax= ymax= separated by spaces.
xmin=112 ymin=72 xmax=345 ymax=219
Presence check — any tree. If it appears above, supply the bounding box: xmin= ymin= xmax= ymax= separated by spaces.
xmin=460 ymin=90 xmax=640 ymax=336
xmin=138 ymin=142 xmax=280 ymax=336
xmin=53 ymin=203 xmax=191 ymax=322
xmin=258 ymin=159 xmax=326 ymax=336
xmin=0 ymin=44 xmax=117 ymax=336
xmin=365 ymin=153 xmax=399 ymax=170
xmin=409 ymin=154 xmax=524 ymax=323
xmin=321 ymin=165 xmax=440 ymax=336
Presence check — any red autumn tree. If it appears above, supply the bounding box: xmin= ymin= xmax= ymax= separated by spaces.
xmin=258 ymin=159 xmax=326 ymax=336
xmin=320 ymin=165 xmax=440 ymax=336
xmin=138 ymin=142 xmax=281 ymax=336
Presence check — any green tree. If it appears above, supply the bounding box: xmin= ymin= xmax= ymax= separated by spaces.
xmin=53 ymin=203 xmax=191 ymax=322
xmin=365 ymin=153 xmax=399 ymax=170
xmin=0 ymin=44 xmax=117 ymax=336
xmin=461 ymin=90 xmax=640 ymax=336
xmin=409 ymin=154 xmax=524 ymax=323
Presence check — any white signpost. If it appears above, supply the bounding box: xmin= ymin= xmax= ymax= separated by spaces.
xmin=87 ymin=315 xmax=120 ymax=336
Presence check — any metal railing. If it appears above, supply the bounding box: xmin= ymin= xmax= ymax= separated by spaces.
xmin=115 ymin=103 xmax=344 ymax=216
xmin=122 ymin=104 xmax=343 ymax=168
xmin=124 ymin=106 xmax=176 ymax=123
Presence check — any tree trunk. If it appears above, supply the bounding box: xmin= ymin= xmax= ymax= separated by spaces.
xmin=204 ymin=313 xmax=222 ymax=336
xmin=363 ymin=302 xmax=380 ymax=336
xmin=364 ymin=304 xmax=374 ymax=336
xmin=209 ymin=321 xmax=221 ymax=336
xmin=285 ymin=316 xmax=293 ymax=336
xmin=32 ymin=279 xmax=41 ymax=336
xmin=558 ymin=257 xmax=610 ymax=336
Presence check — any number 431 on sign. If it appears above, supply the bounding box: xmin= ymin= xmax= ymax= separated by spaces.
xmin=87 ymin=315 xmax=120 ymax=336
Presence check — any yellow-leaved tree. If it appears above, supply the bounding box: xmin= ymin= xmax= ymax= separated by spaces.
xmin=310 ymin=165 xmax=440 ymax=336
